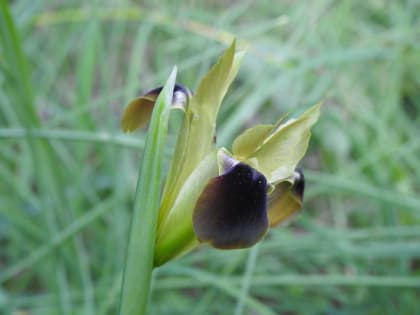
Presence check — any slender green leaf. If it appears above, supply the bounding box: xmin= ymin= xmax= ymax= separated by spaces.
xmin=119 ymin=67 xmax=177 ymax=315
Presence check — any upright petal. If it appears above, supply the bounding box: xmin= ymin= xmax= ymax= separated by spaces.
xmin=232 ymin=124 xmax=274 ymax=159
xmin=249 ymin=103 xmax=321 ymax=182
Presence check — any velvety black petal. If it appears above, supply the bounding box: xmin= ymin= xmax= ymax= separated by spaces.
xmin=193 ymin=163 xmax=269 ymax=249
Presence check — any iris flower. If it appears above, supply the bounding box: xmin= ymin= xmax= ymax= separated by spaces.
xmin=122 ymin=41 xmax=320 ymax=266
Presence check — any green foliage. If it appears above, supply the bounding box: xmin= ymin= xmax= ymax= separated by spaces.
xmin=119 ymin=67 xmax=176 ymax=315
xmin=1 ymin=1 xmax=420 ymax=315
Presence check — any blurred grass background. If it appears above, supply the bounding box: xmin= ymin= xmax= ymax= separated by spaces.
xmin=1 ymin=0 xmax=420 ymax=314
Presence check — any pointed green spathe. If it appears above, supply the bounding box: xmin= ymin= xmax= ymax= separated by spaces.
xmin=158 ymin=41 xmax=242 ymax=224
xmin=154 ymin=151 xmax=218 ymax=265
xmin=155 ymin=41 xmax=245 ymax=265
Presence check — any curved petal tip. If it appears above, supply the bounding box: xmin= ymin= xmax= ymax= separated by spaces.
xmin=267 ymin=168 xmax=305 ymax=227
xmin=121 ymin=83 xmax=191 ymax=133
xmin=292 ymin=168 xmax=305 ymax=199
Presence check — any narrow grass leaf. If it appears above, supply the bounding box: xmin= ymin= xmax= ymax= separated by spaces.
xmin=119 ymin=67 xmax=177 ymax=315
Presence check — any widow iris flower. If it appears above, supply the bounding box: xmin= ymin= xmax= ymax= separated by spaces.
xmin=122 ymin=41 xmax=320 ymax=266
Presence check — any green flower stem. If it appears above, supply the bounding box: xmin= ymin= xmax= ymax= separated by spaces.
xmin=119 ymin=67 xmax=177 ymax=315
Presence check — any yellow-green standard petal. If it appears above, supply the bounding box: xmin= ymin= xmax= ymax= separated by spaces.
xmin=232 ymin=124 xmax=274 ymax=159
xmin=249 ymin=103 xmax=321 ymax=183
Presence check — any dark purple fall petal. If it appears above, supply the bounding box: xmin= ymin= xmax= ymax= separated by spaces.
xmin=193 ymin=163 xmax=269 ymax=249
